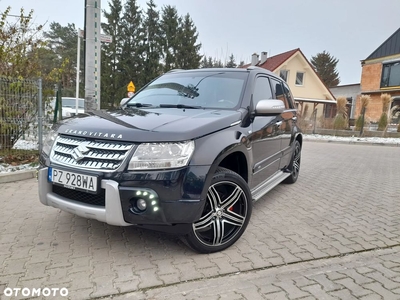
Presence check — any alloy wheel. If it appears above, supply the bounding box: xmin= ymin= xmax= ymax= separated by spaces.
xmin=193 ymin=181 xmax=248 ymax=247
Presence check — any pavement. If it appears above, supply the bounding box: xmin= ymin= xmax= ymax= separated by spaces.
xmin=1 ymin=141 xmax=400 ymax=300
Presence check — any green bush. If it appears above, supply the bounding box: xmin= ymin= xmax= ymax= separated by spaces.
xmin=333 ymin=115 xmax=347 ymax=130
xmin=355 ymin=115 xmax=364 ymax=131
xmin=377 ymin=113 xmax=388 ymax=131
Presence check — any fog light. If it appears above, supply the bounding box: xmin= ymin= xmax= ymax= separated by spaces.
xmin=136 ymin=199 xmax=147 ymax=211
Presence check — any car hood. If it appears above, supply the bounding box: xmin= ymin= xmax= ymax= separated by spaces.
xmin=57 ymin=108 xmax=242 ymax=142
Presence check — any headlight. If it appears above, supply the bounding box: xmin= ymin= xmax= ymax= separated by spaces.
xmin=128 ymin=141 xmax=195 ymax=170
xmin=42 ymin=130 xmax=58 ymax=156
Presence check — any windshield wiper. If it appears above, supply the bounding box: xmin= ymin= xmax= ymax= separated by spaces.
xmin=159 ymin=104 xmax=203 ymax=109
xmin=126 ymin=102 xmax=153 ymax=108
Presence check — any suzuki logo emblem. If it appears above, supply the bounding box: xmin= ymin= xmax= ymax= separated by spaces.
xmin=71 ymin=142 xmax=91 ymax=162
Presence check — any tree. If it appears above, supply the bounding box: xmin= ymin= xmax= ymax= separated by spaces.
xmin=44 ymin=22 xmax=80 ymax=96
xmin=101 ymin=0 xmax=124 ymax=108
xmin=200 ymin=56 xmax=213 ymax=68
xmin=175 ymin=13 xmax=202 ymax=69
xmin=0 ymin=7 xmax=44 ymax=77
xmin=310 ymin=51 xmax=340 ymax=87
xmin=142 ymin=0 xmax=163 ymax=84
xmin=225 ymin=54 xmax=237 ymax=68
xmin=213 ymin=58 xmax=224 ymax=68
xmin=0 ymin=6 xmax=45 ymax=149
xmin=120 ymin=0 xmax=146 ymax=90
xmin=160 ymin=5 xmax=180 ymax=72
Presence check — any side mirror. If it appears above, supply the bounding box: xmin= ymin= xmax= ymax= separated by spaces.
xmin=254 ymin=99 xmax=285 ymax=116
xmin=120 ymin=98 xmax=130 ymax=107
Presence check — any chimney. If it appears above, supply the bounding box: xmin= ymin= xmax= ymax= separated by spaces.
xmin=260 ymin=51 xmax=268 ymax=64
xmin=251 ymin=53 xmax=259 ymax=66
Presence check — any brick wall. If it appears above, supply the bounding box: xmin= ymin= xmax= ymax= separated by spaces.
xmin=355 ymin=91 xmax=400 ymax=122
xmin=360 ymin=63 xmax=382 ymax=92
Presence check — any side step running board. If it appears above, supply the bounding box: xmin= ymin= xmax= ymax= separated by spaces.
xmin=251 ymin=171 xmax=291 ymax=202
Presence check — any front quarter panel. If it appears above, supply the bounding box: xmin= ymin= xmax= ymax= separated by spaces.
xmin=190 ymin=126 xmax=252 ymax=199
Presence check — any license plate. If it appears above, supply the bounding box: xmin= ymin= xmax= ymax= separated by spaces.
xmin=48 ymin=167 xmax=98 ymax=193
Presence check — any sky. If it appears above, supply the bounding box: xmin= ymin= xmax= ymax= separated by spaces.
xmin=1 ymin=0 xmax=400 ymax=85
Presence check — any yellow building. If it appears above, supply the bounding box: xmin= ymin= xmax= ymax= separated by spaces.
xmin=243 ymin=49 xmax=336 ymax=121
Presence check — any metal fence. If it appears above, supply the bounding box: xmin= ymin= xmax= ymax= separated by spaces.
xmin=0 ymin=77 xmax=47 ymax=158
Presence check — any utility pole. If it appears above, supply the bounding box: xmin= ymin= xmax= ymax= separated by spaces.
xmin=84 ymin=0 xmax=101 ymax=111
xmin=76 ymin=29 xmax=83 ymax=115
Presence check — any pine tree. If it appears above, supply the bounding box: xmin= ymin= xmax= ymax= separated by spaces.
xmin=213 ymin=58 xmax=224 ymax=68
xmin=101 ymin=0 xmax=124 ymax=108
xmin=120 ymin=0 xmax=146 ymax=90
xmin=44 ymin=22 xmax=80 ymax=96
xmin=200 ymin=56 xmax=214 ymax=68
xmin=310 ymin=51 xmax=340 ymax=87
xmin=176 ymin=14 xmax=202 ymax=69
xmin=207 ymin=57 xmax=214 ymax=68
xmin=225 ymin=54 xmax=237 ymax=68
xmin=160 ymin=5 xmax=180 ymax=72
xmin=142 ymin=0 xmax=163 ymax=84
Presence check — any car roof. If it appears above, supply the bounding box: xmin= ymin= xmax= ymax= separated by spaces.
xmin=166 ymin=67 xmax=280 ymax=80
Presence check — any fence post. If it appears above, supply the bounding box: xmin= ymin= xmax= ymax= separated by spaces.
xmin=38 ymin=78 xmax=43 ymax=154
xmin=313 ymin=109 xmax=317 ymax=134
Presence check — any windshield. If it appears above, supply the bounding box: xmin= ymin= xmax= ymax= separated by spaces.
xmin=62 ymin=98 xmax=84 ymax=108
xmin=127 ymin=71 xmax=248 ymax=109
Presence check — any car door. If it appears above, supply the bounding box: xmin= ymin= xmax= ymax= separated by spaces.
xmin=270 ymin=78 xmax=297 ymax=169
xmin=249 ymin=76 xmax=282 ymax=190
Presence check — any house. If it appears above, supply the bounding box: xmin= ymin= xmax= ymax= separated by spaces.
xmin=330 ymin=83 xmax=361 ymax=120
xmin=359 ymin=27 xmax=400 ymax=122
xmin=241 ymin=48 xmax=336 ymax=121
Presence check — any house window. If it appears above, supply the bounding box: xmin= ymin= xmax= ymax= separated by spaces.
xmin=381 ymin=62 xmax=400 ymax=87
xmin=279 ymin=70 xmax=289 ymax=82
xmin=295 ymin=72 xmax=304 ymax=86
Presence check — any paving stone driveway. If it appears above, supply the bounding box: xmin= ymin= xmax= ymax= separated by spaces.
xmin=0 ymin=142 xmax=400 ymax=299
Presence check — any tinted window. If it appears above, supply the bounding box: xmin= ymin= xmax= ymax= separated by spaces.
xmin=381 ymin=62 xmax=400 ymax=87
xmin=270 ymin=78 xmax=288 ymax=108
xmin=283 ymin=83 xmax=295 ymax=109
xmin=253 ymin=77 xmax=273 ymax=108
xmin=128 ymin=72 xmax=247 ymax=109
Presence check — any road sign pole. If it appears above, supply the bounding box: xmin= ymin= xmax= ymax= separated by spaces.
xmin=76 ymin=29 xmax=82 ymax=115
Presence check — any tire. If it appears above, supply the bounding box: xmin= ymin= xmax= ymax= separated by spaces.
xmin=283 ymin=140 xmax=301 ymax=184
xmin=184 ymin=167 xmax=252 ymax=253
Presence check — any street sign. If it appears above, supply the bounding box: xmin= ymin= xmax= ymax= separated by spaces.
xmin=127 ymin=81 xmax=136 ymax=92
xmin=127 ymin=91 xmax=134 ymax=98
xmin=78 ymin=30 xmax=113 ymax=43
xmin=100 ymin=34 xmax=113 ymax=43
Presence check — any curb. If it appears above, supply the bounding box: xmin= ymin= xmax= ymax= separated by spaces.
xmin=304 ymin=139 xmax=400 ymax=147
xmin=0 ymin=169 xmax=37 ymax=184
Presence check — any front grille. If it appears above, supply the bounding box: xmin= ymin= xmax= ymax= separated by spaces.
xmin=52 ymin=185 xmax=106 ymax=207
xmin=50 ymin=135 xmax=134 ymax=171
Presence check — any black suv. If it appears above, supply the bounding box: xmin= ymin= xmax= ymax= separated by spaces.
xmin=38 ymin=67 xmax=302 ymax=253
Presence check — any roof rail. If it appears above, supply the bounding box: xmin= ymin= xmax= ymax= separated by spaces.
xmin=167 ymin=69 xmax=184 ymax=73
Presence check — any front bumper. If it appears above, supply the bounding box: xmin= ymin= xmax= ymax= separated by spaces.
xmin=38 ymin=168 xmax=131 ymax=226
xmin=38 ymin=166 xmax=209 ymax=228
